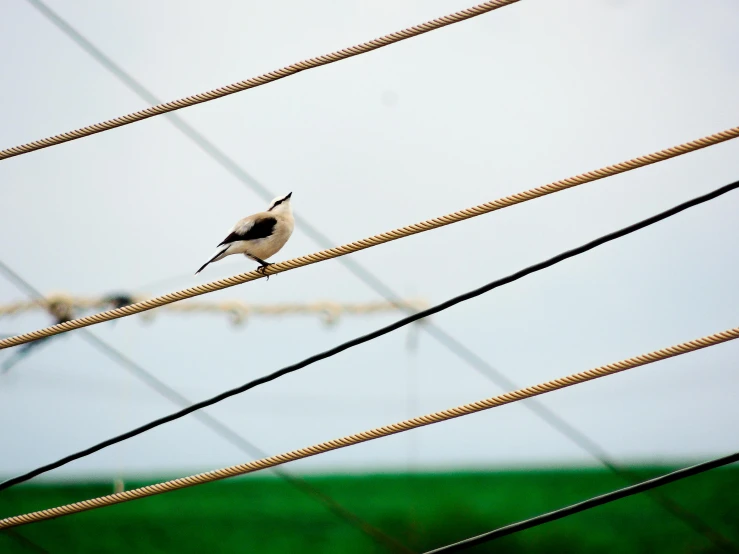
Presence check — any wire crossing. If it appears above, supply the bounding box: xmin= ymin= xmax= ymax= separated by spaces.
xmin=1 ymin=324 xmax=737 ymax=529
xmin=3 ymin=178 xmax=738 ymax=491
xmin=15 ymin=6 xmax=736 ymax=546
xmin=2 ymin=125 xmax=739 ymax=351
xmin=0 ymin=0 xmax=519 ymax=160
xmin=26 ymin=0 xmax=730 ymax=547
xmin=2 ymin=0 xmax=736 ymax=544
xmin=23 ymin=4 xmax=736 ymax=545
xmin=0 ymin=261 xmax=411 ymax=553
xmin=423 ymin=452 xmax=739 ymax=553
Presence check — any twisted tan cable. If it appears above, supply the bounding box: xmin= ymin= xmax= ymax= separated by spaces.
xmin=1 ymin=324 xmax=737 ymax=529
xmin=1 ymin=125 xmax=738 ymax=350
xmin=0 ymin=0 xmax=518 ymax=160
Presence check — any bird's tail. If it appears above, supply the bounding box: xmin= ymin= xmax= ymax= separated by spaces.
xmin=195 ymin=247 xmax=229 ymax=275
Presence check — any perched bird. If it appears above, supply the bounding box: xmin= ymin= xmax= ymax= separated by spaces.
xmin=196 ymin=192 xmax=295 ymax=276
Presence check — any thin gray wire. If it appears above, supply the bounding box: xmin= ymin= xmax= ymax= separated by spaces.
xmin=2 ymin=529 xmax=50 ymax=554
xmin=21 ymin=1 xmax=736 ymax=549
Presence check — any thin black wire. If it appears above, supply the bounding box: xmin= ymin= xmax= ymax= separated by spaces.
xmin=0 ymin=263 xmax=411 ymax=554
xmin=4 ymin=179 xmax=738 ymax=493
xmin=20 ymin=1 xmax=737 ymax=547
xmin=424 ymin=452 xmax=739 ymax=553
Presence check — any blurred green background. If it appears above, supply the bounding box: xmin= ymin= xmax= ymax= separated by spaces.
xmin=2 ymin=466 xmax=738 ymax=553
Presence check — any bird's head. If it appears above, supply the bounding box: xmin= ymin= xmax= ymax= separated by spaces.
xmin=268 ymin=192 xmax=293 ymax=213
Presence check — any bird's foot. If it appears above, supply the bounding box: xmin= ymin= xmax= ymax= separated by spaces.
xmin=256 ymin=263 xmax=273 ymax=280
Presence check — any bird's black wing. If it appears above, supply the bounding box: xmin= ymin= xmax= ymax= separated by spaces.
xmin=218 ymin=217 xmax=277 ymax=246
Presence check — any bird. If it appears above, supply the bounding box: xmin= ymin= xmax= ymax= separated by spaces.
xmin=196 ymin=192 xmax=295 ymax=276
xmin=104 ymin=293 xmax=135 ymax=309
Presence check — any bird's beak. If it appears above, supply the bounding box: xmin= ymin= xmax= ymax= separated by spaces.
xmin=285 ymin=192 xmax=292 ymax=199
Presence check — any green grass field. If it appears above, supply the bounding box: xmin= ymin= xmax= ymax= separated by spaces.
xmin=2 ymin=467 xmax=738 ymax=553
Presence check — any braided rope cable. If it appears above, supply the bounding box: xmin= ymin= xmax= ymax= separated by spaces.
xmin=0 ymin=295 xmax=427 ymax=325
xmin=1 ymin=125 xmax=738 ymax=350
xmin=2 ymin=325 xmax=737 ymax=529
xmin=0 ymin=0 xmax=519 ymax=160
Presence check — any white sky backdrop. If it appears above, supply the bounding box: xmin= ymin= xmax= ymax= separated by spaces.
xmin=0 ymin=0 xmax=738 ymax=480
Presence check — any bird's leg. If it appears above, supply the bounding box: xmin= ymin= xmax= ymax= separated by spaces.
xmin=250 ymin=255 xmax=273 ymax=280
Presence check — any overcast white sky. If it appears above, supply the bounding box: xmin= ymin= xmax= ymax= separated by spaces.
xmin=1 ymin=0 xmax=738 ymax=480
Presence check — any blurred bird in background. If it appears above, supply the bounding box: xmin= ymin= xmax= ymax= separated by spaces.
xmin=1 ymin=299 xmax=74 ymax=374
